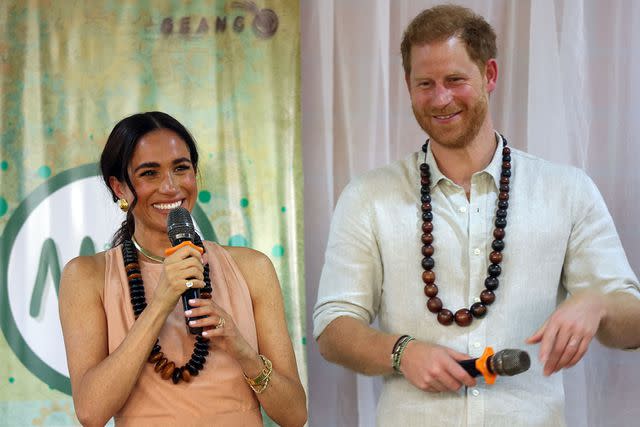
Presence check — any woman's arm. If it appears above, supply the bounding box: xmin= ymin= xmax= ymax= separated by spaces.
xmin=236 ymin=249 xmax=307 ymax=426
xmin=188 ymin=247 xmax=307 ymax=427
xmin=59 ymin=246 xmax=205 ymax=426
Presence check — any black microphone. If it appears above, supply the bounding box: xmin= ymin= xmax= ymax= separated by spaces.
xmin=167 ymin=207 xmax=203 ymax=334
xmin=458 ymin=347 xmax=530 ymax=384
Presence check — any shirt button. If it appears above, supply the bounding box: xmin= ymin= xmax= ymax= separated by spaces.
xmin=473 ymin=248 xmax=481 ymax=255
xmin=473 ymin=342 xmax=482 ymax=348
xmin=471 ymin=389 xmax=480 ymax=397
xmin=459 ymin=206 xmax=467 ymax=213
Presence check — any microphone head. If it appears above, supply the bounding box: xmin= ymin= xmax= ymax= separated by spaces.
xmin=490 ymin=349 xmax=531 ymax=376
xmin=167 ymin=207 xmax=195 ymax=245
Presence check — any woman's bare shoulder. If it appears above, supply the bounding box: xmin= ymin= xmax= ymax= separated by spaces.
xmin=219 ymin=245 xmax=280 ymax=299
xmin=221 ymin=245 xmax=272 ymax=269
xmin=64 ymin=251 xmax=106 ymax=274
xmin=61 ymin=251 xmax=108 ymax=295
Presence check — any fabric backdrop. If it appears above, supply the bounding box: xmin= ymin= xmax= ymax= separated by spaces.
xmin=302 ymin=1 xmax=639 ymax=426
xmin=0 ymin=1 xmax=303 ymax=426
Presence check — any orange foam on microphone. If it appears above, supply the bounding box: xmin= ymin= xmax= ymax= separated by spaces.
xmin=164 ymin=241 xmax=204 ymax=256
xmin=475 ymin=346 xmax=497 ymax=384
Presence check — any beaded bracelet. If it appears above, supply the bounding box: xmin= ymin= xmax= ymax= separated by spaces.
xmin=391 ymin=335 xmax=415 ymax=374
xmin=244 ymin=354 xmax=273 ymax=394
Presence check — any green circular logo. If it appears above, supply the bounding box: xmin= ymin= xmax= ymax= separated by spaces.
xmin=0 ymin=164 xmax=216 ymax=395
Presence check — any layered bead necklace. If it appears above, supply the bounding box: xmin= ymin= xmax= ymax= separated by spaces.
xmin=122 ymin=234 xmax=213 ymax=383
xmin=420 ymin=136 xmax=511 ymax=326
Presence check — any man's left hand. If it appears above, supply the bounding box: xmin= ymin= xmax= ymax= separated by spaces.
xmin=526 ymin=291 xmax=606 ymax=376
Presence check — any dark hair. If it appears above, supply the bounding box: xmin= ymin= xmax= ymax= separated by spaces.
xmin=100 ymin=111 xmax=199 ymax=247
xmin=400 ymin=4 xmax=497 ymax=75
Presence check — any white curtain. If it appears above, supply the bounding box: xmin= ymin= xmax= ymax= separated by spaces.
xmin=302 ymin=1 xmax=640 ymax=426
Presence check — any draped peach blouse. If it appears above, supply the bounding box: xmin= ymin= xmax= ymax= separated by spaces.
xmin=103 ymin=241 xmax=263 ymax=426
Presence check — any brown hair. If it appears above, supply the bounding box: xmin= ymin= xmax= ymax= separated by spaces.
xmin=400 ymin=4 xmax=497 ymax=75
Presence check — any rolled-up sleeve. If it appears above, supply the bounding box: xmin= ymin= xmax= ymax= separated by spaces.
xmin=313 ymin=177 xmax=383 ymax=339
xmin=561 ymin=168 xmax=640 ymax=299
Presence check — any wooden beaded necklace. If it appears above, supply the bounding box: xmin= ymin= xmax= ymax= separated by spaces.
xmin=420 ymin=136 xmax=511 ymax=326
xmin=122 ymin=234 xmax=213 ymax=383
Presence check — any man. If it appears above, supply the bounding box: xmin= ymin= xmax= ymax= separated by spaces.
xmin=313 ymin=5 xmax=640 ymax=426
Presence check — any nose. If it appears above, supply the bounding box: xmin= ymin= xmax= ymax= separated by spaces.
xmin=432 ymin=83 xmax=453 ymax=109
xmin=159 ymin=171 xmax=178 ymax=193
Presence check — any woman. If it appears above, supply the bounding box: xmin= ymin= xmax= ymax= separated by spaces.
xmin=59 ymin=112 xmax=307 ymax=426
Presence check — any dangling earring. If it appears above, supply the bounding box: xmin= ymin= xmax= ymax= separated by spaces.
xmin=117 ymin=198 xmax=129 ymax=212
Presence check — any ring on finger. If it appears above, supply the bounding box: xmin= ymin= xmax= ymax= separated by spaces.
xmin=185 ymin=280 xmax=194 ymax=288
xmin=568 ymin=338 xmax=579 ymax=347
xmin=215 ymin=317 xmax=226 ymax=329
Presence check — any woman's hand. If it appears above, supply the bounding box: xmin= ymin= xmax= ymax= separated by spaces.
xmin=152 ymin=245 xmax=205 ymax=313
xmin=184 ymin=299 xmax=260 ymax=370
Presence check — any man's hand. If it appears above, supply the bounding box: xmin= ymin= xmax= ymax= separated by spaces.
xmin=526 ymin=291 xmax=606 ymax=376
xmin=400 ymin=340 xmax=476 ymax=393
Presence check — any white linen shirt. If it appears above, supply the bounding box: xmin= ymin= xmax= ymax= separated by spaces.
xmin=313 ymin=135 xmax=640 ymax=427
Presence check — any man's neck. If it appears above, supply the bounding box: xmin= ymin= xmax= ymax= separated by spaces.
xmin=430 ymin=124 xmax=497 ymax=196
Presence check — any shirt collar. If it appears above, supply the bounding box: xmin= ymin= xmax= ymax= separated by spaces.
xmin=484 ymin=132 xmax=506 ymax=190
xmin=417 ymin=132 xmax=505 ymax=191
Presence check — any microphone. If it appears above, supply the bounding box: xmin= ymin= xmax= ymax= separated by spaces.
xmin=459 ymin=347 xmax=530 ymax=384
xmin=167 ymin=207 xmax=204 ymax=334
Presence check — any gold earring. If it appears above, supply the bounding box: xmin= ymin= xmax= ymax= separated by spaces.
xmin=117 ymin=198 xmax=129 ymax=212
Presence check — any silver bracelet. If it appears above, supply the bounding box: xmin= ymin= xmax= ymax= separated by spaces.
xmin=391 ymin=335 xmax=415 ymax=374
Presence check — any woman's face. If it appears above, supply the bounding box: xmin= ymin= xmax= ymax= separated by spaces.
xmin=115 ymin=128 xmax=197 ymax=238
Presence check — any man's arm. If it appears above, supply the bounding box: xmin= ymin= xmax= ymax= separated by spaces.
xmin=527 ymin=290 xmax=640 ymax=376
xmin=598 ymin=291 xmax=640 ymax=348
xmin=318 ymin=316 xmax=476 ymax=392
xmin=315 ymin=175 xmax=475 ymax=392
xmin=527 ymin=169 xmax=640 ymax=375
xmin=317 ymin=316 xmax=398 ymax=376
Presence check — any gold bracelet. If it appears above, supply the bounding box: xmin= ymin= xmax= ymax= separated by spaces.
xmin=244 ymin=354 xmax=273 ymax=394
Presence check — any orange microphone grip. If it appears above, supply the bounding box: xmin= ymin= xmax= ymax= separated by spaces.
xmin=475 ymin=346 xmax=497 ymax=384
xmin=164 ymin=241 xmax=204 ymax=257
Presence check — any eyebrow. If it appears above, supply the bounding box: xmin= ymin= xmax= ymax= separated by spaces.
xmin=133 ymin=157 xmax=192 ymax=173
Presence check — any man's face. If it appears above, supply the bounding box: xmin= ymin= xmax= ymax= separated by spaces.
xmin=406 ymin=37 xmax=496 ymax=148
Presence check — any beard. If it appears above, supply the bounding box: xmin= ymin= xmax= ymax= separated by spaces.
xmin=413 ymin=92 xmax=488 ymax=149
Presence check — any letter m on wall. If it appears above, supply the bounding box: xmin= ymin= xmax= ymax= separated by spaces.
xmin=30 ymin=237 xmax=95 ymax=318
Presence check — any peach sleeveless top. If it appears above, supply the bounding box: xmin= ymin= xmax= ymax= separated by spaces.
xmin=103 ymin=242 xmax=263 ymax=426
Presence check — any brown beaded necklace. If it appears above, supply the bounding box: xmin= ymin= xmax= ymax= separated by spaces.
xmin=420 ymin=136 xmax=511 ymax=326
xmin=122 ymin=235 xmax=213 ymax=384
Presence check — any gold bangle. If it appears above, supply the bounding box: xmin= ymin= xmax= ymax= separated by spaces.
xmin=244 ymin=354 xmax=273 ymax=394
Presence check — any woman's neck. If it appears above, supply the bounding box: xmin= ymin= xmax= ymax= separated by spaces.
xmin=131 ymin=224 xmax=171 ymax=261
